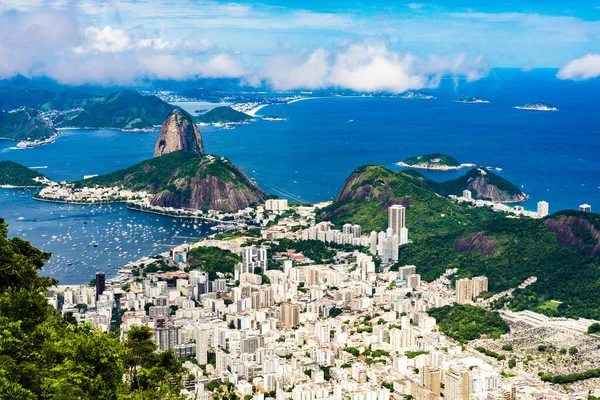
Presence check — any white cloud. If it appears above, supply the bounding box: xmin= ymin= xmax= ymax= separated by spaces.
xmin=408 ymin=4 xmax=424 ymax=10
xmin=0 ymin=8 xmax=79 ymax=79
xmin=557 ymin=54 xmax=600 ymax=80
xmin=43 ymin=53 xmax=245 ymax=85
xmin=262 ymin=41 xmax=488 ymax=93
xmin=74 ymin=26 xmax=131 ymax=54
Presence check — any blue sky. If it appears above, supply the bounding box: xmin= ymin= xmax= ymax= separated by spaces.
xmin=1 ymin=0 xmax=599 ymax=89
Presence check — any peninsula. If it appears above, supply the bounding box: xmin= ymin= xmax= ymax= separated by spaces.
xmin=401 ymin=91 xmax=435 ymax=100
xmin=0 ymin=161 xmax=52 ymax=188
xmin=398 ymin=153 xmax=475 ymax=170
xmin=0 ymin=109 xmax=59 ymax=148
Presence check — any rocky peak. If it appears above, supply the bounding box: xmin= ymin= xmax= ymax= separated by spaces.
xmin=154 ymin=109 xmax=204 ymax=157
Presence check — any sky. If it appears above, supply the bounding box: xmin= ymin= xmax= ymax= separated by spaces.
xmin=1 ymin=0 xmax=600 ymax=90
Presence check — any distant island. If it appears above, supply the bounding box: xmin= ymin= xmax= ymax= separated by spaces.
xmin=454 ymin=97 xmax=490 ymax=104
xmin=0 ymin=161 xmax=51 ymax=188
xmin=195 ymin=106 xmax=252 ymax=125
xmin=0 ymin=109 xmax=58 ymax=148
xmin=262 ymin=115 xmax=287 ymax=121
xmin=398 ymin=153 xmax=475 ymax=170
xmin=401 ymin=91 xmax=435 ymax=100
xmin=515 ymin=102 xmax=558 ymax=112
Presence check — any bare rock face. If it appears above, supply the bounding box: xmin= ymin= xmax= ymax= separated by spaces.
xmin=544 ymin=214 xmax=600 ymax=256
xmin=154 ymin=109 xmax=204 ymax=157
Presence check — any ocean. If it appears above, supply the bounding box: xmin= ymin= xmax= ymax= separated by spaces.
xmin=1 ymin=69 xmax=599 ymax=284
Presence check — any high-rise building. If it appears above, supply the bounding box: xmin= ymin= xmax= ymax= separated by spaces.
xmin=580 ymin=204 xmax=592 ymax=213
xmin=196 ymin=328 xmax=209 ymax=364
xmin=95 ymin=272 xmax=105 ymax=301
xmin=399 ymin=227 xmax=409 ymax=245
xmin=423 ymin=366 xmax=441 ymax=395
xmin=406 ymin=273 xmax=421 ymax=289
xmin=352 ymin=224 xmax=361 ymax=238
xmin=370 ymin=231 xmax=378 ymax=254
xmin=462 ymin=190 xmax=472 ymax=200
xmin=445 ymin=366 xmax=470 ymax=400
xmin=537 ymin=201 xmax=549 ymax=217
xmin=280 ymin=302 xmax=300 ymax=327
xmin=388 ymin=205 xmax=406 ymax=236
xmin=342 ymin=223 xmax=353 ymax=235
xmin=471 ymin=276 xmax=489 ymax=298
xmin=398 ymin=265 xmax=417 ymax=280
xmin=455 ymin=278 xmax=473 ymax=305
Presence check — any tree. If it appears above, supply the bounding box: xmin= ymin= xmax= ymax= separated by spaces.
xmin=569 ymin=347 xmax=579 ymax=355
xmin=588 ymin=322 xmax=600 ymax=335
xmin=508 ymin=359 xmax=516 ymax=369
xmin=144 ymin=302 xmax=155 ymax=315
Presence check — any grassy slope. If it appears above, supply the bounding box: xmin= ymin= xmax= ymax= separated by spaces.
xmin=0 ymin=161 xmax=45 ymax=186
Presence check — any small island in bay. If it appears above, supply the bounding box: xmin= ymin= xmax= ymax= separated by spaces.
xmin=194 ymin=106 xmax=252 ymax=125
xmin=398 ymin=153 xmax=475 ymax=170
xmin=515 ymin=102 xmax=558 ymax=111
xmin=401 ymin=91 xmax=435 ymax=100
xmin=454 ymin=97 xmax=490 ymax=104
xmin=0 ymin=160 xmax=52 ymax=188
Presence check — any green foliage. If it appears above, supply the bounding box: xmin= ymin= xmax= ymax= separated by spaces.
xmin=0 ymin=219 xmax=186 ymax=398
xmin=59 ymin=90 xmax=175 ymax=130
xmin=398 ymin=213 xmax=600 ymax=320
xmin=329 ymin=307 xmax=343 ymax=318
xmin=405 ymin=350 xmax=429 ymax=359
xmin=195 ymin=107 xmax=252 ymax=124
xmin=540 ymin=368 xmax=600 ymax=384
xmin=0 ymin=109 xmax=55 ymax=141
xmin=428 ymin=304 xmax=509 ymax=342
xmin=474 ymin=346 xmax=506 ymax=361
xmin=588 ymin=323 xmax=600 ymax=335
xmin=508 ymin=359 xmax=517 ymax=369
xmin=502 ymin=344 xmax=513 ymax=351
xmin=569 ymin=347 xmax=578 ymax=355
xmin=402 ymin=153 xmax=461 ymax=168
xmin=267 ymin=239 xmax=335 ymax=263
xmin=185 ymin=246 xmax=241 ymax=280
xmin=428 ymin=168 xmax=523 ymax=198
xmin=0 ymin=161 xmax=46 ymax=187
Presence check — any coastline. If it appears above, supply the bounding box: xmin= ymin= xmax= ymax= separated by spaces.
xmin=246 ymin=104 xmax=269 ymax=116
xmin=397 ymin=161 xmax=476 ymax=171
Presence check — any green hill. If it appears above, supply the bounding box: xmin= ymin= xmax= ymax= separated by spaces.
xmin=57 ymin=90 xmax=175 ymax=130
xmin=423 ymin=168 xmax=527 ymax=202
xmin=75 ymin=150 xmax=268 ymax=212
xmin=401 ymin=153 xmax=461 ymax=169
xmin=317 ymin=165 xmax=500 ymax=240
xmin=195 ymin=106 xmax=252 ymax=124
xmin=0 ymin=161 xmax=47 ymax=187
xmin=0 ymin=109 xmax=56 ymax=142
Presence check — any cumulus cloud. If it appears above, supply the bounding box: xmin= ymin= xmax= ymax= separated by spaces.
xmin=74 ymin=26 xmax=131 ymax=54
xmin=557 ymin=54 xmax=600 ymax=80
xmin=262 ymin=42 xmax=488 ymax=93
xmin=0 ymin=8 xmax=80 ymax=79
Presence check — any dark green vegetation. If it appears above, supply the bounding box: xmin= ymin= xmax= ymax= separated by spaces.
xmin=401 ymin=153 xmax=461 ymax=168
xmin=0 ymin=109 xmax=56 ymax=141
xmin=427 ymin=304 xmax=510 ymax=341
xmin=267 ymin=239 xmax=336 ymax=263
xmin=195 ymin=106 xmax=252 ymax=124
xmin=398 ymin=213 xmax=600 ymax=319
xmin=0 ymin=161 xmax=46 ymax=187
xmin=185 ymin=246 xmax=242 ymax=280
xmin=0 ymin=219 xmax=186 ymax=398
xmin=427 ymin=168 xmax=524 ymax=200
xmin=474 ymin=346 xmax=506 ymax=361
xmin=318 ymin=165 xmax=502 ymax=240
xmin=57 ymin=90 xmax=175 ymax=130
xmin=588 ymin=323 xmax=600 ymax=335
xmin=540 ymin=368 xmax=600 ymax=384
xmin=75 ymin=150 xmax=268 ymax=212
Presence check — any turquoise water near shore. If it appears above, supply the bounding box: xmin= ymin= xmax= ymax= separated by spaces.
xmin=1 ymin=69 xmax=599 ymax=284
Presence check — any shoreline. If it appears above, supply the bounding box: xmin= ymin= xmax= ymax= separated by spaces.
xmin=397 ymin=161 xmax=476 ymax=171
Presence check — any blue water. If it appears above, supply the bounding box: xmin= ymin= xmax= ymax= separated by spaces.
xmin=1 ymin=69 xmax=599 ymax=283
